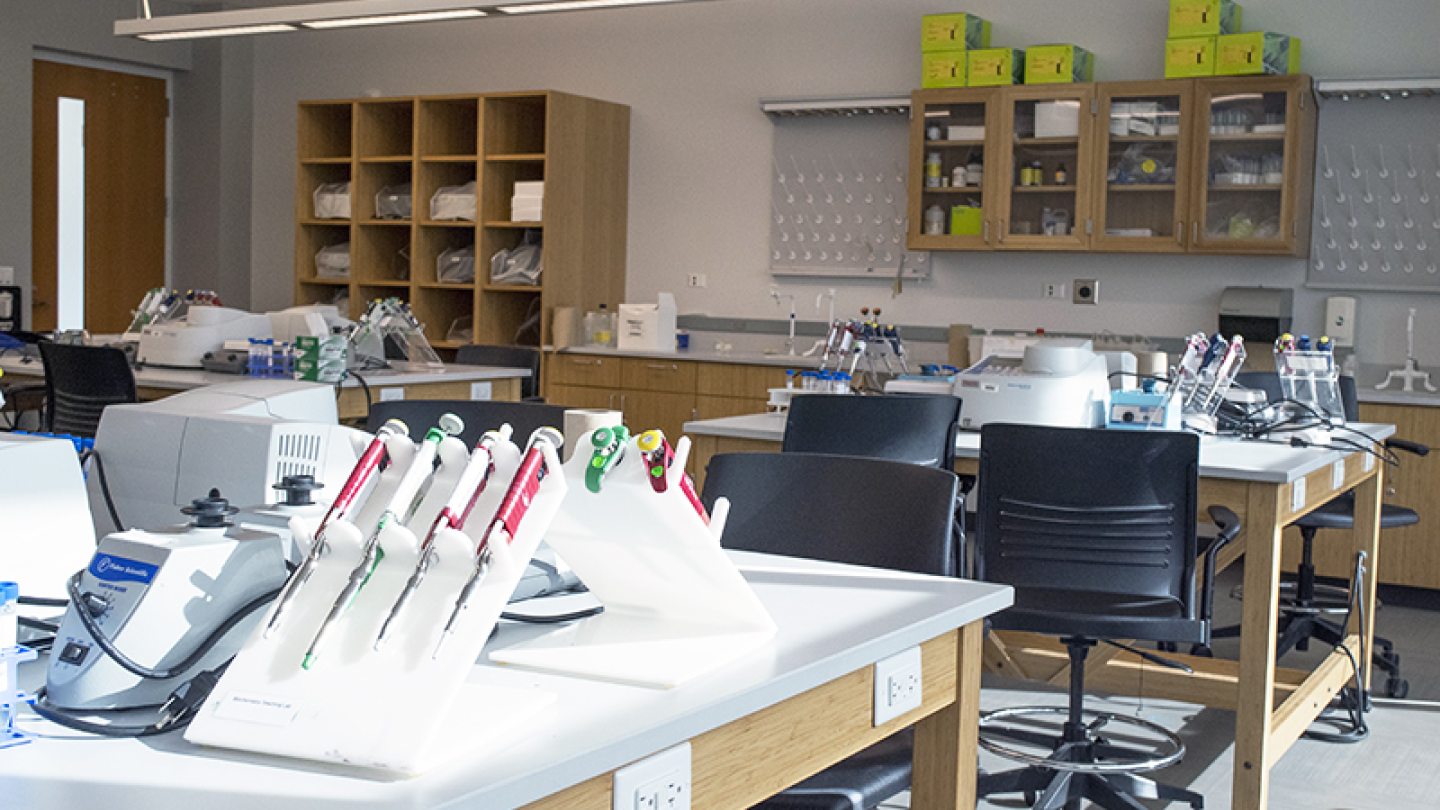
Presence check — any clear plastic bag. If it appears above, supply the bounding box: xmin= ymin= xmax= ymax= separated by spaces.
xmin=1108 ymin=144 xmax=1174 ymax=185
xmin=375 ymin=183 xmax=412 ymax=220
xmin=429 ymin=180 xmax=476 ymax=221
xmin=313 ymin=182 xmax=351 ymax=219
xmin=437 ymin=245 xmax=476 ymax=283
xmin=489 ymin=240 xmax=543 ymax=286
xmin=314 ymin=242 xmax=351 ymax=278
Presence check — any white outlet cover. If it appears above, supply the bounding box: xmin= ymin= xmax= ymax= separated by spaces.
xmin=470 ymin=382 xmax=493 ymax=401
xmin=614 ymin=742 xmax=691 ymax=810
xmin=1332 ymin=460 xmax=1346 ymax=491
xmin=873 ymin=645 xmax=923 ymax=726
xmin=379 ymin=387 xmax=405 ymax=402
xmin=1291 ymin=477 xmax=1307 ymax=514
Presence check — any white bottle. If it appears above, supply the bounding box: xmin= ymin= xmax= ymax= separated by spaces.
xmin=925 ymin=153 xmax=943 ymax=188
xmin=924 ymin=205 xmax=946 ymax=235
xmin=952 ymin=165 xmax=968 ymax=187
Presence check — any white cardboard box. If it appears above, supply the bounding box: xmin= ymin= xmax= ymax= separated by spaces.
xmin=1035 ymin=100 xmax=1081 ymax=138
xmin=617 ymin=293 xmax=678 ymax=353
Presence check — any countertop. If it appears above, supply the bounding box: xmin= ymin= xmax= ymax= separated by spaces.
xmin=554 ymin=345 xmax=823 ymax=369
xmin=1354 ymin=363 xmax=1440 ymax=408
xmin=0 ymin=354 xmax=529 ymax=390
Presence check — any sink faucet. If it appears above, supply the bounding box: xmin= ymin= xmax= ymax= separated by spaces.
xmin=770 ymin=286 xmax=797 ymax=356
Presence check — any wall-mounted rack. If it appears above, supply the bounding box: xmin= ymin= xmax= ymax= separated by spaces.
xmin=1315 ymin=77 xmax=1440 ymax=102
xmin=760 ymin=95 xmax=911 ymax=118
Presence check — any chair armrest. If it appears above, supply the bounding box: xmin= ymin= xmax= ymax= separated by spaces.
xmin=1200 ymin=505 xmax=1242 ymax=624
xmin=1385 ymin=438 xmax=1430 ymax=457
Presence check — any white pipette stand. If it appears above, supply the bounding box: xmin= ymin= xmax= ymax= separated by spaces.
xmin=185 ymin=426 xmax=567 ymax=774
xmin=1376 ymin=307 xmax=1437 ymax=393
xmin=490 ymin=430 xmax=776 ymax=688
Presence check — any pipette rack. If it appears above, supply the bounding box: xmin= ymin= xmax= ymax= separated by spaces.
xmin=185 ymin=425 xmax=566 ymax=773
xmin=1277 ymin=350 xmax=1345 ymax=423
xmin=2 ymin=645 xmax=37 ymax=749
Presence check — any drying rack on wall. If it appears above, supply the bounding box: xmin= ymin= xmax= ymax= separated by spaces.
xmin=762 ymin=95 xmax=932 ymax=283
xmin=1307 ymin=79 xmax=1440 ymax=293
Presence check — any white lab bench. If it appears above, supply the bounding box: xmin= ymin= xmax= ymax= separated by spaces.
xmin=2 ymin=551 xmax=1011 ymax=809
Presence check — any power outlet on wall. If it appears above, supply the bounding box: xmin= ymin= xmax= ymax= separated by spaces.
xmin=1073 ymin=279 xmax=1099 ymax=305
xmin=1043 ymin=282 xmax=1068 ymax=300
xmin=873 ymin=645 xmax=923 ymax=726
xmin=687 ymin=273 xmax=708 ymax=288
xmin=614 ymin=743 xmax=691 ymax=810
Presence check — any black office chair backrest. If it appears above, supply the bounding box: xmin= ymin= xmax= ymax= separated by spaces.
xmin=455 ymin=344 xmax=541 ymax=400
xmin=703 ymin=452 xmax=959 ymax=576
xmin=781 ymin=393 xmax=961 ymax=470
xmin=1236 ymin=370 xmax=1359 ymax=421
xmin=366 ymin=399 xmax=566 ymax=452
xmin=38 ymin=342 xmax=137 ymax=437
xmin=977 ymin=424 xmax=1200 ymax=616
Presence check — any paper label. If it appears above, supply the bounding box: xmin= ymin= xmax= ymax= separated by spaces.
xmin=213 ymin=691 xmax=299 ymax=727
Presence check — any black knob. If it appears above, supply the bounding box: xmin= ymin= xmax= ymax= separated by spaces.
xmin=181 ymin=488 xmax=238 ymax=528
xmin=273 ymin=474 xmax=324 ymax=507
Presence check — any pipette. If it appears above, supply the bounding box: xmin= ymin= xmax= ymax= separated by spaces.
xmin=264 ymin=418 xmax=409 ymax=639
xmin=433 ymin=427 xmax=562 ymax=658
xmin=636 ymin=429 xmax=708 ymax=524
xmin=585 ymin=426 xmax=628 ymax=493
xmin=373 ymin=424 xmax=514 ymax=650
xmin=302 ymin=414 xmax=463 ymax=669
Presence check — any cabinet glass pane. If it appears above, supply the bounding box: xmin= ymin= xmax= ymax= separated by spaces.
xmin=1204 ymin=90 xmax=1288 ymax=240
xmin=1008 ymin=97 xmax=1080 ymax=239
xmin=919 ymin=100 xmax=987 ymax=238
xmin=1104 ymin=94 xmax=1182 ymax=240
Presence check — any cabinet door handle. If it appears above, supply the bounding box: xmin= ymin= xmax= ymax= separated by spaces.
xmin=1176 ymin=221 xmax=1184 ymax=246
xmin=999 ymin=219 xmax=1006 ymax=242
xmin=619 ymin=395 xmax=627 ymax=411
xmin=646 ymin=363 xmax=679 ymax=372
xmin=571 ymin=358 xmax=603 ymax=367
xmin=607 ymin=393 xmax=615 ymax=408
xmin=1192 ymin=221 xmax=1200 ymax=243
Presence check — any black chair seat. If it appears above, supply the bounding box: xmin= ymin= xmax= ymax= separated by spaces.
xmin=1295 ymin=494 xmax=1420 ymax=531
xmin=998 ymin=590 xmax=1206 ymax=646
xmin=754 ymin=730 xmax=914 ymax=810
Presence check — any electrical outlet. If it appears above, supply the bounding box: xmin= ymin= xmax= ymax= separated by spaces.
xmin=1073 ymin=279 xmax=1099 ymax=305
xmin=614 ymin=743 xmax=691 ymax=810
xmin=687 ymin=273 xmax=708 ymax=288
xmin=1043 ymin=282 xmax=1067 ymax=300
xmin=873 ymin=645 xmax=923 ymax=726
xmin=378 ymin=387 xmax=404 ymax=402
xmin=469 ymin=382 xmax=492 ymax=401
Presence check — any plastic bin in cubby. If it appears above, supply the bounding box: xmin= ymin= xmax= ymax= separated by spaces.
xmin=313 ymin=182 xmax=352 ymax=219
xmin=315 ymin=243 xmax=351 ymax=278
xmin=437 ymin=245 xmax=477 ymax=283
xmin=375 ymin=184 xmax=412 ymax=220
xmin=430 ymin=181 xmax=476 ymax=222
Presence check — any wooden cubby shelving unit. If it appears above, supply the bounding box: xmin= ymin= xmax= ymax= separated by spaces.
xmin=294 ymin=91 xmax=630 ymax=355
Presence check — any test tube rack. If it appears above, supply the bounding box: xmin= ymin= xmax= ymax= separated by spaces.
xmin=185 ymin=426 xmax=566 ymax=774
xmin=491 ymin=429 xmax=776 ymax=689
xmin=1 ymin=645 xmax=37 ymax=749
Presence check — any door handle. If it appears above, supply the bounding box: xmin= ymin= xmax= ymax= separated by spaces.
xmin=1192 ymin=221 xmax=1200 ymax=243
xmin=571 ymin=358 xmax=603 ymax=367
xmin=646 ymin=363 xmax=679 ymax=372
xmin=983 ymin=220 xmax=990 ymax=242
xmin=1177 ymin=222 xmax=1185 ymax=246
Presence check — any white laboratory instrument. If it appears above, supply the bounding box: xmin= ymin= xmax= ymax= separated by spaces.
xmin=86 ymin=380 xmax=364 ymax=533
xmin=45 ymin=494 xmax=288 ymax=711
xmin=1376 ymin=307 xmax=1436 ymax=393
xmin=266 ymin=304 xmax=350 ymax=345
xmin=137 ymin=306 xmax=273 ymax=368
xmin=0 ymin=435 xmax=97 ymax=600
xmin=956 ymin=339 xmax=1110 ymax=431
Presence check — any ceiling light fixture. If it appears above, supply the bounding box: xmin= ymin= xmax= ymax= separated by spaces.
xmin=303 ymin=9 xmax=487 ymax=29
xmin=117 ymin=0 xmax=717 ymax=40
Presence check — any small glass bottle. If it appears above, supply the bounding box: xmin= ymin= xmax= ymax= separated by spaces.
xmin=1054 ymin=162 xmax=1068 ymax=184
xmin=952 ymin=164 xmax=967 ymax=187
xmin=785 ymin=369 xmax=796 ymax=390
xmin=967 ymin=155 xmax=983 ymax=187
xmin=925 ymin=152 xmax=943 ymax=188
xmin=924 ymin=204 xmax=946 ymax=235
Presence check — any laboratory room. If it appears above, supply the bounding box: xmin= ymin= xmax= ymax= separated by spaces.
xmin=4 ymin=0 xmax=1440 ymax=808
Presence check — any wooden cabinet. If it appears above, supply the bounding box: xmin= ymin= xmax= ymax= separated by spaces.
xmin=1189 ymin=75 xmax=1317 ymax=256
xmin=994 ymin=84 xmax=1097 ymax=250
xmin=1092 ymin=81 xmax=1196 ymax=252
xmin=908 ymin=76 xmax=1315 ymax=257
xmin=293 ymin=91 xmax=630 ymax=357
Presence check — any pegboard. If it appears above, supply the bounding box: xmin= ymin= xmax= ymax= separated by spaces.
xmin=769 ymin=114 xmax=931 ymax=281
xmin=1307 ymin=99 xmax=1440 ymax=292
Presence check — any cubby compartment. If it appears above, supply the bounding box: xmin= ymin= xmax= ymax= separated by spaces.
xmin=355 ymin=162 xmax=413 ymax=223
xmin=351 ymin=223 xmax=413 ymax=284
xmin=419 ymin=97 xmax=479 ymax=158
xmin=298 ymin=102 xmax=352 ymax=160
xmin=413 ymin=286 xmax=476 ymax=349
xmin=300 ymin=163 xmax=353 ymax=222
xmin=356 ymin=100 xmax=414 ymax=159
xmin=482 ymin=160 xmax=545 ymax=225
xmin=478 ymin=289 xmax=542 ymax=346
xmin=481 ymin=227 xmax=543 ymax=290
xmin=484 ymin=95 xmax=547 ymax=157
xmin=297 ymin=282 xmax=351 ymax=314
xmin=296 ymin=223 xmax=352 ymax=282
xmin=415 ymin=225 xmax=477 ymax=285
xmin=417 ymin=161 xmax=478 ymax=224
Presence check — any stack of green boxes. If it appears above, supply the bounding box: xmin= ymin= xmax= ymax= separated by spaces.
xmin=1024 ymin=45 xmax=1094 ymax=85
xmin=921 ymin=13 xmax=991 ymax=89
xmin=1164 ymin=1 xmax=1301 ymax=78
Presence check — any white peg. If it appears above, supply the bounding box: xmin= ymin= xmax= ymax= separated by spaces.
xmin=1378 ymin=145 xmax=1391 ymax=178
xmin=1351 ymin=145 xmax=1363 ymax=179
xmin=1321 ymin=145 xmax=1335 ymax=179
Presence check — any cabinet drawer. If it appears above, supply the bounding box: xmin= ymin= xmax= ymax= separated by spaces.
xmin=550 ymin=354 xmax=621 ymax=388
xmin=695 ymin=363 xmax=790 ymax=398
xmin=621 ymin=358 xmax=697 ymax=393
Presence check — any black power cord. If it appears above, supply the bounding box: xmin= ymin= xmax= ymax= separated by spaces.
xmin=80 ymin=449 xmax=125 ymax=532
xmin=30 ymin=664 xmax=227 ymax=738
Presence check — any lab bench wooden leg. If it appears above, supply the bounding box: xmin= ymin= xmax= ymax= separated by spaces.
xmin=1232 ymin=484 xmax=1284 ymax=810
xmin=1349 ymin=467 xmax=1383 ymax=689
xmin=912 ymin=621 xmax=982 ymax=810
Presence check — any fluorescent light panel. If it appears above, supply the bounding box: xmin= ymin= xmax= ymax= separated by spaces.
xmin=496 ymin=0 xmax=691 ymax=13
xmin=303 ymin=9 xmax=486 ymax=28
xmin=139 ymin=23 xmax=297 ymax=41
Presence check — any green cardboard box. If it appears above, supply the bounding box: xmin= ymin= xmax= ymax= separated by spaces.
xmin=968 ymin=48 xmax=1025 ymax=87
xmin=922 ymin=50 xmax=970 ymax=89
xmin=1165 ymin=36 xmax=1216 ymax=78
xmin=1025 ymin=44 xmax=1094 ymax=84
xmin=921 ymin=13 xmax=991 ymax=53
xmin=950 ymin=205 xmax=983 ymax=236
xmin=1216 ymin=32 xmax=1302 ymax=75
xmin=1168 ymin=0 xmax=1241 ymax=37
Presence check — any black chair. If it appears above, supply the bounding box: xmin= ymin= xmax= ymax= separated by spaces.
xmin=702 ymin=452 xmax=959 ymax=809
xmin=366 ymin=399 xmax=566 ymax=453
xmin=781 ymin=393 xmax=960 ymax=470
xmin=38 ymin=342 xmax=137 ymax=437
xmin=455 ymin=344 xmax=542 ymax=401
xmin=974 ymin=424 xmax=1239 ymax=810
xmin=1222 ymin=372 xmax=1427 ymax=698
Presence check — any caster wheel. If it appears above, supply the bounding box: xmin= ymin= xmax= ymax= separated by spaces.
xmin=1387 ymin=678 xmax=1410 ymax=699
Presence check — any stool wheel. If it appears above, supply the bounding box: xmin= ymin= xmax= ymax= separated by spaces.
xmin=979 ymin=706 xmax=1185 ymax=774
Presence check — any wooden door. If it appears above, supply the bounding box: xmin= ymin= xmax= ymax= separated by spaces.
xmin=908 ymin=88 xmax=1000 ymax=251
xmin=32 ymin=60 xmax=167 ymax=332
xmin=1091 ymin=81 xmax=1196 ymax=253
xmin=993 ymin=84 xmax=1097 ymax=250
